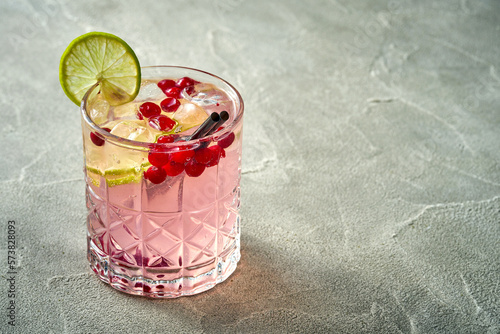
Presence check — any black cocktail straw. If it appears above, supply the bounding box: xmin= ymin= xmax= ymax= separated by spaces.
xmin=197 ymin=111 xmax=230 ymax=148
xmin=198 ymin=110 xmax=229 ymax=140
xmin=189 ymin=112 xmax=220 ymax=140
xmin=190 ymin=111 xmax=230 ymax=149
xmin=210 ymin=111 xmax=229 ymax=134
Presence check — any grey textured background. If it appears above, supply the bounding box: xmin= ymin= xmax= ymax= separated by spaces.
xmin=1 ymin=0 xmax=499 ymax=333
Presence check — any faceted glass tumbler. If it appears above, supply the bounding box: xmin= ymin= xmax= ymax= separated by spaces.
xmin=81 ymin=66 xmax=244 ymax=298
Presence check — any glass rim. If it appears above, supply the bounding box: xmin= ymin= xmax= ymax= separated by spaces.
xmin=80 ymin=65 xmax=244 ymax=151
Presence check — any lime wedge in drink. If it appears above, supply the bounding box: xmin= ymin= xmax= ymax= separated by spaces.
xmin=84 ymin=135 xmax=149 ymax=175
xmin=59 ymin=32 xmax=141 ymax=106
xmin=86 ymin=166 xmax=149 ymax=187
xmin=85 ymin=137 xmax=151 ymax=187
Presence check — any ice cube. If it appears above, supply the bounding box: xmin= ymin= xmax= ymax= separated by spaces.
xmin=188 ymin=83 xmax=229 ymax=107
xmin=111 ymin=102 xmax=138 ymax=120
xmin=110 ymin=120 xmax=159 ymax=143
xmin=89 ymin=95 xmax=110 ymax=125
xmin=135 ymin=80 xmax=166 ymax=102
xmin=173 ymin=102 xmax=208 ymax=132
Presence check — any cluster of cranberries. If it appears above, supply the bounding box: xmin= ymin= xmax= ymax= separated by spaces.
xmin=144 ymin=129 xmax=235 ymax=184
xmin=90 ymin=77 xmax=197 ymax=146
xmin=142 ymin=76 xmax=235 ymax=183
xmin=137 ymin=77 xmax=197 ymax=130
xmin=158 ymin=76 xmax=196 ymax=99
xmin=89 ymin=76 xmax=236 ymax=183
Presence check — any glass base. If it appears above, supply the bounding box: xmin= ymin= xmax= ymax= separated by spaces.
xmin=88 ymin=238 xmax=240 ymax=298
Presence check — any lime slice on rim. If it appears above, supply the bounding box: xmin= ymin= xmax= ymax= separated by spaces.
xmin=59 ymin=32 xmax=141 ymax=106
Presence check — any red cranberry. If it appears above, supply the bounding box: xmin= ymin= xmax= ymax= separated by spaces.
xmin=90 ymin=127 xmax=111 ymax=147
xmin=194 ymin=147 xmax=213 ymax=165
xmin=206 ymin=145 xmax=224 ymax=167
xmin=148 ymin=148 xmax=169 ymax=167
xmin=157 ymin=135 xmax=176 ymax=143
xmin=157 ymin=79 xmax=176 ymax=92
xmin=185 ymin=160 xmax=205 ymax=177
xmin=176 ymin=77 xmax=195 ymax=88
xmin=90 ymin=132 xmax=104 ymax=146
xmin=144 ymin=166 xmax=167 ymax=184
xmin=163 ymin=161 xmax=185 ymax=176
xmin=137 ymin=112 xmax=144 ymax=120
xmin=218 ymin=132 xmax=235 ymax=149
xmin=169 ymin=148 xmax=195 ymax=164
xmin=148 ymin=115 xmax=176 ymax=131
xmin=184 ymin=85 xmax=195 ymax=96
xmin=177 ymin=77 xmax=196 ymax=96
xmin=160 ymin=97 xmax=180 ymax=112
xmin=139 ymin=102 xmax=161 ymax=118
xmin=163 ymin=86 xmax=181 ymax=98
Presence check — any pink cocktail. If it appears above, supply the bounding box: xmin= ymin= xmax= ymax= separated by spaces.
xmin=81 ymin=66 xmax=244 ymax=298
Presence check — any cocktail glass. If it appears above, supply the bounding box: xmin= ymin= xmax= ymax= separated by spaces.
xmin=80 ymin=66 xmax=244 ymax=298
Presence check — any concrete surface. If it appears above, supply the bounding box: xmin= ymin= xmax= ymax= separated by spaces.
xmin=1 ymin=0 xmax=499 ymax=333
